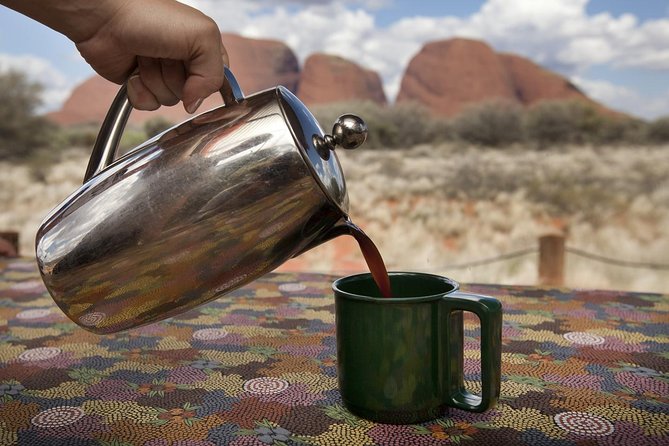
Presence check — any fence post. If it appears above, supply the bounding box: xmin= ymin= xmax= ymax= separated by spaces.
xmin=539 ymin=234 xmax=565 ymax=287
xmin=0 ymin=231 xmax=19 ymax=257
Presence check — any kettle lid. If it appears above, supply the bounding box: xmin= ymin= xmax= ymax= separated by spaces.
xmin=277 ymin=87 xmax=367 ymax=215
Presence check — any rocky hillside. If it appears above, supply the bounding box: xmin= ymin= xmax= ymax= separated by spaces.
xmin=47 ymin=35 xmax=613 ymax=127
xmin=297 ymin=54 xmax=386 ymax=106
xmin=396 ymin=38 xmax=609 ymax=117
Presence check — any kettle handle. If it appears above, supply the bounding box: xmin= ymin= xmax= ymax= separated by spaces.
xmin=83 ymin=66 xmax=245 ymax=183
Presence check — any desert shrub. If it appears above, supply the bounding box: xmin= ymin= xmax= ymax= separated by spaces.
xmin=0 ymin=71 xmax=55 ymax=160
xmin=523 ymin=100 xmax=659 ymax=147
xmin=119 ymin=128 xmax=149 ymax=153
xmin=595 ymin=116 xmax=647 ymax=145
xmin=570 ymin=102 xmax=606 ymax=144
xmin=51 ymin=125 xmax=99 ymax=150
xmin=49 ymin=123 xmax=147 ymax=158
xmin=380 ymin=102 xmax=453 ymax=147
xmin=312 ymin=100 xmax=452 ymax=149
xmin=452 ymin=99 xmax=524 ymax=147
xmin=51 ymin=119 xmax=172 ymax=157
xmin=24 ymin=148 xmax=62 ymax=183
xmin=144 ymin=117 xmax=174 ymax=138
xmin=524 ymin=100 xmax=580 ymax=147
xmin=646 ymin=116 xmax=669 ymax=143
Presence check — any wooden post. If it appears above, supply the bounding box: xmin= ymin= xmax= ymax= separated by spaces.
xmin=0 ymin=231 xmax=19 ymax=257
xmin=538 ymin=234 xmax=565 ymax=286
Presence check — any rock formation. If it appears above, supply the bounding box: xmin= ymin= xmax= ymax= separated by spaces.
xmin=297 ymin=54 xmax=386 ymax=106
xmin=499 ymin=53 xmax=588 ymax=105
xmin=397 ymin=37 xmax=609 ymax=117
xmin=220 ymin=32 xmax=299 ymax=94
xmin=396 ymin=38 xmax=517 ymax=116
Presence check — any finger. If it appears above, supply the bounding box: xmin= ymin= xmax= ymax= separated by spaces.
xmin=221 ymin=43 xmax=230 ymax=68
xmin=127 ymin=74 xmax=160 ymax=111
xmin=138 ymin=56 xmax=179 ymax=106
xmin=182 ymin=29 xmax=225 ymax=113
xmin=161 ymin=59 xmax=186 ymax=100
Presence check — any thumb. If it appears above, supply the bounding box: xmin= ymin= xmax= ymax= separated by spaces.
xmin=182 ymin=40 xmax=227 ymax=113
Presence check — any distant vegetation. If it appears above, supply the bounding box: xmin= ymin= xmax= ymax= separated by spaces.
xmin=313 ymin=99 xmax=664 ymax=149
xmin=0 ymin=71 xmax=55 ymax=161
xmin=0 ymin=71 xmax=176 ymax=165
xmin=1 ymin=70 xmax=668 ymax=165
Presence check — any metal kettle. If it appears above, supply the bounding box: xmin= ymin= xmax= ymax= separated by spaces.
xmin=35 ymin=68 xmax=367 ymax=334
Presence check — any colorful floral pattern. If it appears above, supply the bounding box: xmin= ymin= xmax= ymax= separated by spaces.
xmin=0 ymin=258 xmax=667 ymax=445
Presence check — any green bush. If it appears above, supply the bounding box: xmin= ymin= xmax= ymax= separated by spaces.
xmin=452 ymin=99 xmax=524 ymax=147
xmin=524 ymin=100 xmax=580 ymax=147
xmin=380 ymin=101 xmax=453 ymax=147
xmin=0 ymin=71 xmax=55 ymax=160
xmin=646 ymin=116 xmax=669 ymax=143
xmin=51 ymin=125 xmax=99 ymax=150
xmin=571 ymin=102 xmax=606 ymax=144
xmin=25 ymin=147 xmax=62 ymax=183
xmin=595 ymin=116 xmax=647 ymax=145
xmin=144 ymin=117 xmax=174 ymax=138
xmin=119 ymin=128 xmax=149 ymax=154
xmin=48 ymin=123 xmax=148 ymax=158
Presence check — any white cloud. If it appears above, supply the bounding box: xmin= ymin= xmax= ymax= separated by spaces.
xmin=572 ymin=76 xmax=669 ymax=119
xmin=0 ymin=53 xmax=74 ymax=112
xmin=459 ymin=0 xmax=668 ymax=75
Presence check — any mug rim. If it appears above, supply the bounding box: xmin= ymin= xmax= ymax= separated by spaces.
xmin=332 ymin=271 xmax=460 ymax=303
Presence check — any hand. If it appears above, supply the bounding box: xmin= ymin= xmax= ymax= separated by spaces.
xmin=75 ymin=0 xmax=229 ymax=113
xmin=1 ymin=0 xmax=229 ymax=113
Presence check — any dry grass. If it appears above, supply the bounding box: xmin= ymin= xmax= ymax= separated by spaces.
xmin=324 ymin=143 xmax=669 ymax=293
xmin=1 ymin=144 xmax=667 ymax=293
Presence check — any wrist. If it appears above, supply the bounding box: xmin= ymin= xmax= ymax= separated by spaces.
xmin=0 ymin=0 xmax=130 ymax=42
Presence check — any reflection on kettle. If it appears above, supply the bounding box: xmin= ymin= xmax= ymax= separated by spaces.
xmin=35 ymin=68 xmax=367 ymax=334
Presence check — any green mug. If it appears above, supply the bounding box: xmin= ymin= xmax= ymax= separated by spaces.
xmin=333 ymin=272 xmax=502 ymax=424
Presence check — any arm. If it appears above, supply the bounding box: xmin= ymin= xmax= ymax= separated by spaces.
xmin=1 ymin=0 xmax=228 ymax=113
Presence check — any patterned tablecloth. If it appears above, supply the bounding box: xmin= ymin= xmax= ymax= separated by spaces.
xmin=0 ymin=257 xmax=667 ymax=445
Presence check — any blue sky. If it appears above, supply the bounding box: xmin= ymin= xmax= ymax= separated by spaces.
xmin=1 ymin=0 xmax=668 ymax=119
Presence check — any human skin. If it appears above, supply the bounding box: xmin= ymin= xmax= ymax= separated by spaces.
xmin=1 ymin=0 xmax=229 ymax=113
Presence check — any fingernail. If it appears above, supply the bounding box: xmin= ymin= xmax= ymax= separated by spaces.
xmin=127 ymin=75 xmax=159 ymax=110
xmin=186 ymin=97 xmax=204 ymax=114
xmin=128 ymin=74 xmax=142 ymax=91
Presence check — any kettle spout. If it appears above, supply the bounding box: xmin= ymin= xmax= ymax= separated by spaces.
xmin=293 ymin=217 xmax=351 ymax=258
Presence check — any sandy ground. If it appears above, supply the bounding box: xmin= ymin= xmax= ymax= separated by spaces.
xmin=1 ymin=144 xmax=668 ymax=293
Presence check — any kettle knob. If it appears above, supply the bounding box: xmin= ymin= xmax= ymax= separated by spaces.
xmin=332 ymin=114 xmax=367 ymax=150
xmin=317 ymin=114 xmax=367 ymax=154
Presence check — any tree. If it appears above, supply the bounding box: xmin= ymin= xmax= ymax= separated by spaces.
xmin=0 ymin=70 xmax=55 ymax=160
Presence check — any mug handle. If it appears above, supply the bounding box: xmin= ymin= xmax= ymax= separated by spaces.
xmin=83 ymin=66 xmax=245 ymax=183
xmin=441 ymin=291 xmax=502 ymax=412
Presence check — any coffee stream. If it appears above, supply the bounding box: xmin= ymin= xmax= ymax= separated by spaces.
xmin=343 ymin=219 xmax=393 ymax=298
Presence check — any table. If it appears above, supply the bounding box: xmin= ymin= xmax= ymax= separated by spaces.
xmin=0 ymin=258 xmax=667 ymax=445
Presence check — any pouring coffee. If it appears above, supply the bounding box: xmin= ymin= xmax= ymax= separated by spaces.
xmin=35 ymin=67 xmax=380 ymax=333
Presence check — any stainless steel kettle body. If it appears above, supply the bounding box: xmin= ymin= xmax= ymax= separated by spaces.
xmin=36 ymin=68 xmax=366 ymax=334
